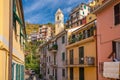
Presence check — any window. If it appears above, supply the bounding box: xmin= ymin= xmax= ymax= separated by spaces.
xmin=62 ymin=52 xmax=65 ymax=61
xmin=112 ymin=41 xmax=120 ymax=60
xmin=76 ymin=12 xmax=79 ymax=16
xmin=12 ymin=63 xmax=15 ymax=80
xmin=57 ymin=16 xmax=59 ymax=20
xmin=83 ymin=30 xmax=86 ymax=39
xmin=84 ymin=5 xmax=86 ymax=9
xmin=87 ymin=29 xmax=91 ymax=37
xmin=62 ymin=36 xmax=65 ymax=44
xmin=70 ymin=50 xmax=74 ymax=64
xmin=79 ymin=47 xmax=84 ymax=64
xmin=53 ymin=69 xmax=54 ymax=76
xmin=62 ymin=69 xmax=65 ymax=77
xmin=49 ymin=56 xmax=51 ymax=62
xmin=48 ymin=68 xmax=49 ymax=74
xmin=114 ymin=3 xmax=120 ymax=25
xmin=83 ymin=11 xmax=84 ymax=15
xmin=70 ymin=68 xmax=73 ymax=80
xmin=79 ymin=68 xmax=84 ymax=80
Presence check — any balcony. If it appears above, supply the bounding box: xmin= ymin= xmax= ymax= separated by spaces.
xmin=66 ymin=57 xmax=95 ymax=67
xmin=68 ymin=28 xmax=95 ymax=45
xmin=103 ymin=62 xmax=120 ymax=79
xmin=48 ymin=44 xmax=58 ymax=53
xmin=41 ymin=63 xmax=46 ymax=67
xmin=50 ymin=61 xmax=57 ymax=68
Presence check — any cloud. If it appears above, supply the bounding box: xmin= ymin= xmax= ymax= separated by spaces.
xmin=23 ymin=0 xmax=88 ymax=24
xmin=63 ymin=7 xmax=72 ymax=14
xmin=24 ymin=0 xmax=53 ymax=14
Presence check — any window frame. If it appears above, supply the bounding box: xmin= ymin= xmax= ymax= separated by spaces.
xmin=62 ymin=36 xmax=65 ymax=44
xmin=114 ymin=2 xmax=120 ymax=25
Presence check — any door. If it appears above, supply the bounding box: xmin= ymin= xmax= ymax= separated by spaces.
xmin=70 ymin=50 xmax=73 ymax=64
xmin=79 ymin=68 xmax=84 ymax=80
xmin=70 ymin=67 xmax=73 ymax=80
xmin=79 ymin=47 xmax=84 ymax=64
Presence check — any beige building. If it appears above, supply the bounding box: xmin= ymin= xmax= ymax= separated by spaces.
xmin=40 ymin=9 xmax=67 ymax=80
xmin=39 ymin=25 xmax=53 ymax=41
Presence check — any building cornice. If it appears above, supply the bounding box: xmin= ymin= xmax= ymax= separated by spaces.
xmin=92 ymin=0 xmax=116 ymax=14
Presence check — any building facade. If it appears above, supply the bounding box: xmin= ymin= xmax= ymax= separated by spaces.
xmin=0 ymin=0 xmax=26 ymax=80
xmin=93 ymin=0 xmax=120 ymax=80
xmin=39 ymin=25 xmax=53 ymax=41
xmin=40 ymin=9 xmax=67 ymax=80
xmin=66 ymin=3 xmax=91 ymax=28
xmin=66 ymin=19 xmax=97 ymax=80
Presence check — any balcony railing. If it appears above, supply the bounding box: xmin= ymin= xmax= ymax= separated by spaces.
xmin=66 ymin=57 xmax=95 ymax=67
xmin=68 ymin=27 xmax=95 ymax=45
xmin=50 ymin=61 xmax=57 ymax=67
xmin=48 ymin=44 xmax=58 ymax=53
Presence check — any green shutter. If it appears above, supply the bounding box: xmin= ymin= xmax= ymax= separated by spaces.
xmin=20 ymin=65 xmax=24 ymax=80
xmin=13 ymin=0 xmax=23 ymax=26
xmin=62 ymin=52 xmax=65 ymax=61
xmin=12 ymin=63 xmax=15 ymax=80
xmin=13 ymin=11 xmax=23 ymax=25
xmin=16 ymin=64 xmax=18 ymax=80
xmin=84 ymin=5 xmax=86 ymax=9
xmin=22 ymin=65 xmax=24 ymax=80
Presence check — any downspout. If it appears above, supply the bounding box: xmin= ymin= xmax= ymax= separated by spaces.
xmin=8 ymin=0 xmax=13 ymax=80
xmin=95 ymin=20 xmax=98 ymax=80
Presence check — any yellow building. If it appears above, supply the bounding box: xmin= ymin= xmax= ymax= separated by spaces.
xmin=0 ymin=0 xmax=26 ymax=80
xmin=66 ymin=19 xmax=97 ymax=80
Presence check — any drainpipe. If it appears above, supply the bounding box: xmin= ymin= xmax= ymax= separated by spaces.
xmin=8 ymin=0 xmax=13 ymax=80
xmin=95 ymin=20 xmax=98 ymax=80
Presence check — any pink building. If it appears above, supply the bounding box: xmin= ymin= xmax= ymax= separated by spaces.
xmin=94 ymin=0 xmax=120 ymax=80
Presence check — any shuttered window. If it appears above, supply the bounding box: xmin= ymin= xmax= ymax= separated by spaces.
xmin=12 ymin=63 xmax=15 ymax=80
xmin=16 ymin=64 xmax=19 ymax=80
xmin=112 ymin=41 xmax=120 ymax=60
xmin=70 ymin=68 xmax=73 ymax=80
xmin=62 ymin=52 xmax=65 ymax=61
xmin=114 ymin=2 xmax=120 ymax=25
xmin=70 ymin=50 xmax=74 ymax=64
xmin=62 ymin=69 xmax=65 ymax=77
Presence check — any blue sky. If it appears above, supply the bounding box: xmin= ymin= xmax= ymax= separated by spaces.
xmin=22 ymin=0 xmax=89 ymax=24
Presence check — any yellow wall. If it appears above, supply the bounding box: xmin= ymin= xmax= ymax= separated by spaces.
xmin=67 ymin=38 xmax=97 ymax=80
xmin=86 ymin=14 xmax=96 ymax=23
xmin=0 ymin=0 xmax=25 ymax=80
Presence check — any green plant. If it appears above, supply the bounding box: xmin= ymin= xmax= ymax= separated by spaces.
xmin=52 ymin=44 xmax=58 ymax=50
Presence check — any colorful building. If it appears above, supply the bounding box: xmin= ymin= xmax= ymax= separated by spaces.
xmin=93 ymin=0 xmax=120 ymax=80
xmin=66 ymin=19 xmax=97 ymax=80
xmin=0 ymin=0 xmax=26 ymax=80
xmin=39 ymin=25 xmax=53 ymax=41
xmin=66 ymin=3 xmax=91 ymax=28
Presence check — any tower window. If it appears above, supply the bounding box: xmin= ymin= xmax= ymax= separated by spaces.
xmin=57 ymin=16 xmax=59 ymax=20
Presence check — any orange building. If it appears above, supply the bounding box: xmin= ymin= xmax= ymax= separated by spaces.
xmin=66 ymin=19 xmax=97 ymax=80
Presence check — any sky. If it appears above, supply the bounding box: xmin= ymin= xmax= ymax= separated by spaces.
xmin=22 ymin=0 xmax=89 ymax=24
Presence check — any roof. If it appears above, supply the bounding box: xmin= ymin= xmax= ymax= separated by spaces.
xmin=55 ymin=8 xmax=63 ymax=15
xmin=92 ymin=0 xmax=115 ymax=14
